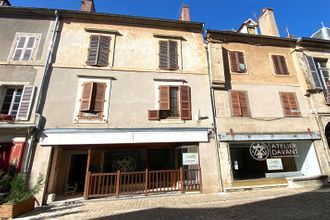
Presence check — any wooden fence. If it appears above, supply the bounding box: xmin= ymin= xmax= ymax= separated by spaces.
xmin=84 ymin=167 xmax=201 ymax=199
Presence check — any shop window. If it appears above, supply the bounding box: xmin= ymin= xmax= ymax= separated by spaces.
xmin=271 ymin=55 xmax=289 ymax=75
xmin=229 ymin=51 xmax=246 ymax=73
xmin=148 ymin=85 xmax=192 ymax=121
xmin=279 ymin=92 xmax=301 ymax=117
xmin=230 ymin=90 xmax=250 ymax=117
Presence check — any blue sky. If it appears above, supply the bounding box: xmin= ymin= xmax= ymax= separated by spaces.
xmin=10 ymin=0 xmax=330 ymax=38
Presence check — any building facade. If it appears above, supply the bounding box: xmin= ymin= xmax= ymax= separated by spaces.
xmin=26 ymin=6 xmax=220 ymax=203
xmin=0 ymin=7 xmax=55 ymax=178
xmin=207 ymin=8 xmax=327 ymax=189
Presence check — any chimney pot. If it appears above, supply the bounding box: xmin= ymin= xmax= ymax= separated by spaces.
xmin=81 ymin=0 xmax=95 ymax=12
xmin=179 ymin=5 xmax=190 ymax=22
xmin=258 ymin=8 xmax=280 ymax=37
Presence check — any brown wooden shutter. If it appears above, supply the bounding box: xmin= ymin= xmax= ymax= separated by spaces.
xmin=148 ymin=110 xmax=160 ymax=120
xmin=97 ymin=36 xmax=111 ymax=67
xmin=159 ymin=86 xmax=170 ymax=110
xmin=80 ymin=82 xmax=94 ymax=111
xmin=279 ymin=56 xmax=289 ymax=74
xmin=272 ymin=55 xmax=289 ymax=75
xmin=16 ymin=86 xmax=35 ymax=120
xmin=229 ymin=51 xmax=239 ymax=72
xmin=87 ymin=35 xmax=100 ymax=66
xmin=272 ymin=55 xmax=281 ymax=74
xmin=169 ymin=40 xmax=178 ymax=70
xmin=238 ymin=91 xmax=250 ymax=116
xmin=280 ymin=92 xmax=300 ymax=116
xmin=159 ymin=41 xmax=169 ymax=69
xmin=231 ymin=91 xmax=242 ymax=116
xmin=92 ymin=82 xmax=106 ymax=112
xmin=180 ymin=86 xmax=192 ymax=120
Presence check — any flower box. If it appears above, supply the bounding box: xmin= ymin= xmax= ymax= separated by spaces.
xmin=0 ymin=198 xmax=35 ymax=218
xmin=0 ymin=114 xmax=15 ymax=122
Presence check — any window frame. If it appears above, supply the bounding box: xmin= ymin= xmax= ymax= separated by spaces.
xmin=279 ymin=92 xmax=301 ymax=117
xmin=157 ymin=39 xmax=181 ymax=71
xmin=228 ymin=50 xmax=248 ymax=75
xmin=84 ymin=32 xmax=116 ymax=68
xmin=270 ymin=54 xmax=290 ymax=76
xmin=73 ymin=77 xmax=111 ymax=123
xmin=152 ymin=81 xmax=191 ymax=121
xmin=229 ymin=90 xmax=251 ymax=117
xmin=8 ymin=33 xmax=41 ymax=63
xmin=0 ymin=87 xmax=23 ymax=117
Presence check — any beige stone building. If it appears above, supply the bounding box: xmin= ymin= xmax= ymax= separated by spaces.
xmin=28 ymin=2 xmax=220 ymax=203
xmin=291 ymin=27 xmax=330 ymax=180
xmin=207 ymin=8 xmax=328 ymax=189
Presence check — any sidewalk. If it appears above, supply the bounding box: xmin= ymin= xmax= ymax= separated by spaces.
xmin=17 ymin=187 xmax=330 ymax=219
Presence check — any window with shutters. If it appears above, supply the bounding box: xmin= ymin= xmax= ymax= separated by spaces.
xmin=230 ymin=90 xmax=250 ymax=117
xmin=0 ymin=86 xmax=35 ymax=121
xmin=271 ymin=55 xmax=289 ymax=75
xmin=229 ymin=51 xmax=247 ymax=73
xmin=148 ymin=83 xmax=192 ymax=121
xmin=159 ymin=40 xmax=179 ymax=71
xmin=86 ymin=35 xmax=111 ymax=67
xmin=74 ymin=78 xmax=111 ymax=122
xmin=9 ymin=33 xmax=41 ymax=62
xmin=279 ymin=92 xmax=301 ymax=117
xmin=304 ymin=55 xmax=330 ymax=103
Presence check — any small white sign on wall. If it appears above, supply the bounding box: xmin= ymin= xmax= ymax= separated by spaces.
xmin=266 ymin=158 xmax=283 ymax=170
xmin=182 ymin=153 xmax=199 ymax=165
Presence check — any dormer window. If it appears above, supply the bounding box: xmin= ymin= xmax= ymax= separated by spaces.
xmin=247 ymin=26 xmax=257 ymax=35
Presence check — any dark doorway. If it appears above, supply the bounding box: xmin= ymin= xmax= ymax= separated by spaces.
xmin=67 ymin=154 xmax=88 ymax=192
xmin=325 ymin=123 xmax=330 ymax=149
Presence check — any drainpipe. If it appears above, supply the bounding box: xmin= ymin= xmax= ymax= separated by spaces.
xmin=23 ymin=10 xmax=60 ymax=179
xmin=204 ymin=31 xmax=224 ymax=192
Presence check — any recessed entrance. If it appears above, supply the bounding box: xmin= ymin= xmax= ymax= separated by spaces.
xmin=67 ymin=154 xmax=88 ymax=193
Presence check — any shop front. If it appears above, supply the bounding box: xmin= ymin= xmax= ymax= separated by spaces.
xmin=41 ymin=128 xmax=208 ymax=200
xmin=219 ymin=133 xmax=322 ymax=187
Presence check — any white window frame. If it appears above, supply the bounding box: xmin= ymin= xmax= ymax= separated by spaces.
xmin=73 ymin=77 xmax=111 ymax=123
xmin=0 ymin=87 xmax=23 ymax=117
xmin=8 ymin=33 xmax=42 ymax=62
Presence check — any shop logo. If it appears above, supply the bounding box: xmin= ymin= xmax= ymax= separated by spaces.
xmin=112 ymin=156 xmax=136 ymax=172
xmin=249 ymin=143 xmax=270 ymax=161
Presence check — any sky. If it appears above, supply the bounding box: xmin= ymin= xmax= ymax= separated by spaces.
xmin=10 ymin=0 xmax=330 ymax=38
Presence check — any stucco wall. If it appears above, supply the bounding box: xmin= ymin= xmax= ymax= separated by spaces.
xmin=0 ymin=17 xmax=51 ymax=62
xmin=43 ymin=68 xmax=213 ymax=128
xmin=54 ymin=20 xmax=207 ymax=74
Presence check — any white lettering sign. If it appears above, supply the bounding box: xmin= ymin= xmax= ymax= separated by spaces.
xmin=182 ymin=153 xmax=199 ymax=165
xmin=266 ymin=158 xmax=283 ymax=170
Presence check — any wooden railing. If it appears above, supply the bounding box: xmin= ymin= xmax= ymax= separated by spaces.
xmin=84 ymin=168 xmax=201 ymax=199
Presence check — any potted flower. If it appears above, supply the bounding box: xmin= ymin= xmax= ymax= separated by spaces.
xmin=0 ymin=172 xmax=44 ymax=218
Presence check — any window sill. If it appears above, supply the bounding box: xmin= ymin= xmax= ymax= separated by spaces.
xmin=73 ymin=119 xmax=107 ymax=124
xmin=154 ymin=119 xmax=185 ymax=124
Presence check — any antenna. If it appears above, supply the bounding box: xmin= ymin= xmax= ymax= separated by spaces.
xmin=285 ymin=25 xmax=290 ymax=38
xmin=321 ymin=21 xmax=325 ymax=28
xmin=253 ymin=12 xmax=257 ymax=21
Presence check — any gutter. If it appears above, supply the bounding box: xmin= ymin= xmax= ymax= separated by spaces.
xmin=205 ymin=34 xmax=224 ymax=192
xmin=22 ymin=10 xmax=60 ymax=178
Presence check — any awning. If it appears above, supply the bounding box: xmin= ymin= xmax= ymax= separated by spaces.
xmin=40 ymin=128 xmax=209 ymax=146
xmin=218 ymin=132 xmax=321 ymax=142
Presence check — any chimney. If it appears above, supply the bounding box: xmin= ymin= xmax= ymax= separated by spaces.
xmin=179 ymin=5 xmax=190 ymax=22
xmin=258 ymin=8 xmax=280 ymax=37
xmin=81 ymin=0 xmax=95 ymax=12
